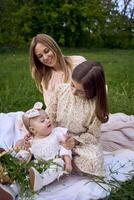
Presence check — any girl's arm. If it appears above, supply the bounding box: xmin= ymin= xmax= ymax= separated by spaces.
xmin=60 ymin=134 xmax=79 ymax=149
xmin=60 ymin=116 xmax=101 ymax=149
xmin=73 ymin=116 xmax=101 ymax=146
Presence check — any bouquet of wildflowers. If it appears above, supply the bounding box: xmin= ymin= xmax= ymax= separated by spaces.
xmin=0 ymin=147 xmax=53 ymax=198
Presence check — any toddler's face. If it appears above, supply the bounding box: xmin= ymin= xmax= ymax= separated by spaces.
xmin=30 ymin=110 xmax=52 ymax=138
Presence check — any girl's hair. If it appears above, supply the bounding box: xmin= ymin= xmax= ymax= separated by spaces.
xmin=29 ymin=34 xmax=72 ymax=92
xmin=72 ymin=60 xmax=109 ymax=123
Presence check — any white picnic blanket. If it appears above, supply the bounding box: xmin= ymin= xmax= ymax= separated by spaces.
xmin=32 ymin=149 xmax=134 ymax=200
xmin=0 ymin=112 xmax=134 ymax=199
xmin=0 ymin=112 xmax=25 ymax=150
xmin=101 ymin=113 xmax=134 ymax=151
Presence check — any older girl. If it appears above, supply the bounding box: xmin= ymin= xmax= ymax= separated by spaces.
xmin=46 ymin=60 xmax=109 ymax=176
xmin=29 ymin=34 xmax=86 ymax=106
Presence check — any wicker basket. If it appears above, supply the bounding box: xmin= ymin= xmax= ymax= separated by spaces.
xmin=0 ymin=148 xmax=32 ymax=183
xmin=0 ymin=164 xmax=13 ymax=184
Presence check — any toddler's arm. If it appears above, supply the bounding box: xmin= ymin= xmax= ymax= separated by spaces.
xmin=63 ymin=155 xmax=72 ymax=173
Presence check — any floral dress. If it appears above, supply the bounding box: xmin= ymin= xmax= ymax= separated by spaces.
xmin=41 ymin=56 xmax=86 ymax=106
xmin=46 ymin=84 xmax=104 ymax=176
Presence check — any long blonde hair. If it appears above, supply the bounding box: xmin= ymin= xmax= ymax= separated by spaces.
xmin=29 ymin=34 xmax=72 ymax=92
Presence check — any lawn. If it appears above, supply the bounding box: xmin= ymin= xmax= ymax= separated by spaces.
xmin=0 ymin=48 xmax=134 ymax=199
xmin=0 ymin=48 xmax=133 ymax=114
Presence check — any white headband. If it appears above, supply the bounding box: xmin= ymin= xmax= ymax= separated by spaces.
xmin=24 ymin=102 xmax=43 ymax=118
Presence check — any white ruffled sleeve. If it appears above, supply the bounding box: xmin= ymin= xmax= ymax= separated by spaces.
xmin=55 ymin=127 xmax=72 ymax=159
xmin=59 ymin=146 xmax=72 ymax=159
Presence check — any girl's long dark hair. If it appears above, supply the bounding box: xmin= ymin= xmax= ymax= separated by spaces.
xmin=72 ymin=60 xmax=109 ymax=123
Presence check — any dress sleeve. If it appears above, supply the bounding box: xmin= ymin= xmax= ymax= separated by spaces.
xmin=73 ymin=116 xmax=101 ymax=145
xmin=87 ymin=116 xmax=101 ymax=138
xmin=70 ymin=56 xmax=87 ymax=69
xmin=57 ymin=128 xmax=72 ymax=159
xmin=73 ymin=99 xmax=101 ymax=145
xmin=59 ymin=146 xmax=72 ymax=159
xmin=41 ymin=80 xmax=51 ymax=107
xmin=73 ymin=116 xmax=104 ymax=177
xmin=59 ymin=145 xmax=72 ymax=159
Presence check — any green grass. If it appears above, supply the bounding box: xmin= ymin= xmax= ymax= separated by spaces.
xmin=63 ymin=48 xmax=134 ymax=114
xmin=0 ymin=48 xmax=134 ymax=199
xmin=0 ymin=50 xmax=43 ymax=112
xmin=0 ymin=48 xmax=134 ymax=113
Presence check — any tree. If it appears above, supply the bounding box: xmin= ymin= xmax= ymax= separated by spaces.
xmin=0 ymin=0 xmax=133 ymax=48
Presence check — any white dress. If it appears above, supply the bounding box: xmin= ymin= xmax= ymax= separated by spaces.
xmin=30 ymin=127 xmax=72 ymax=189
xmin=31 ymin=127 xmax=72 ymax=161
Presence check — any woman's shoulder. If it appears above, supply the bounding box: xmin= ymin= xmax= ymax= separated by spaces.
xmin=69 ymin=55 xmax=86 ymax=68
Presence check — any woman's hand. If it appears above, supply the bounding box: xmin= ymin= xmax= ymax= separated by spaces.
xmin=60 ymin=135 xmax=77 ymax=150
xmin=23 ymin=134 xmax=33 ymax=150
xmin=15 ymin=134 xmax=32 ymax=150
xmin=15 ymin=139 xmax=25 ymax=149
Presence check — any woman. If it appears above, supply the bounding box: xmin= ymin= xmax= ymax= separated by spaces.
xmin=29 ymin=33 xmax=86 ymax=106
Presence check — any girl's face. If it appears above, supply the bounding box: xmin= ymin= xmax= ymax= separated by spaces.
xmin=29 ymin=111 xmax=53 ymax=138
xmin=70 ymin=80 xmax=86 ymax=97
xmin=35 ymin=42 xmax=57 ymax=69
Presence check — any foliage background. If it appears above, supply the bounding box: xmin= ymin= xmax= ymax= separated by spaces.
xmin=0 ymin=0 xmax=134 ymax=49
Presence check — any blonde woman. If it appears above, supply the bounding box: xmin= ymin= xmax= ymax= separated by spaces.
xmin=29 ymin=34 xmax=86 ymax=106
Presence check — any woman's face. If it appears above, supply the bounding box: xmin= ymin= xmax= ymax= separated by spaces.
xmin=70 ymin=80 xmax=86 ymax=97
xmin=35 ymin=42 xmax=57 ymax=69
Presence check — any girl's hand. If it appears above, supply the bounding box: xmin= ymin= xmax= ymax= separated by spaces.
xmin=60 ymin=135 xmax=76 ymax=150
